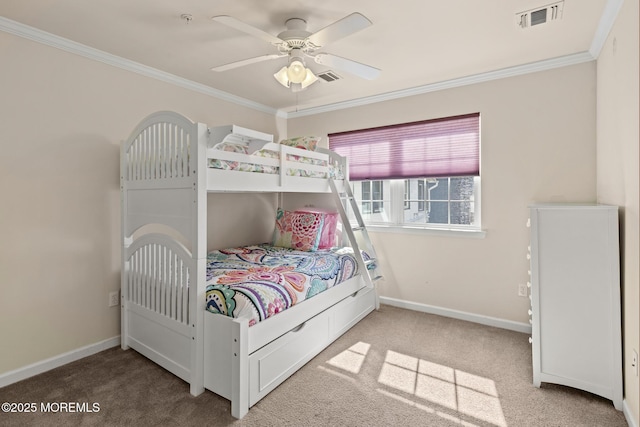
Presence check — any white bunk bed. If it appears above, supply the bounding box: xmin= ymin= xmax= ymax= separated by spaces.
xmin=120 ymin=111 xmax=377 ymax=418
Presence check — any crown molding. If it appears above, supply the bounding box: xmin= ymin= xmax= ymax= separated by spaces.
xmin=282 ymin=0 xmax=623 ymax=119
xmin=0 ymin=16 xmax=278 ymax=116
xmin=589 ymin=0 xmax=625 ymax=58
xmin=284 ymin=51 xmax=596 ymax=118
xmin=1 ymin=0 xmax=622 ymax=121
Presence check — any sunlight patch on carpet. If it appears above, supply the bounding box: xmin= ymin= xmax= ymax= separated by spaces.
xmin=326 ymin=342 xmax=371 ymax=374
xmin=377 ymin=350 xmax=507 ymax=427
xmin=377 ymin=388 xmax=478 ymax=427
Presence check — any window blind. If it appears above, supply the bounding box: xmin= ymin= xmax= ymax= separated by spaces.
xmin=328 ymin=113 xmax=480 ymax=180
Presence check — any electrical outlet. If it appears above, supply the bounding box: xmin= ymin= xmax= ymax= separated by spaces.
xmin=518 ymin=283 xmax=528 ymax=297
xmin=109 ymin=291 xmax=120 ymax=307
xmin=632 ymin=349 xmax=638 ymax=377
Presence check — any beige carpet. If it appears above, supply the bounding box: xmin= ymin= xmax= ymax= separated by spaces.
xmin=0 ymin=305 xmax=627 ymax=426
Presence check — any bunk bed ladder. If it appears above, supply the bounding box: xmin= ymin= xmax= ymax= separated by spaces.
xmin=329 ymin=178 xmax=382 ymax=310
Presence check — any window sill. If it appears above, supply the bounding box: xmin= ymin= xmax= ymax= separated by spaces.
xmin=366 ymin=224 xmax=486 ymax=239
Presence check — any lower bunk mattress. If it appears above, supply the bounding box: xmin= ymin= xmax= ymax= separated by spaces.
xmin=205 ymin=244 xmax=367 ymax=327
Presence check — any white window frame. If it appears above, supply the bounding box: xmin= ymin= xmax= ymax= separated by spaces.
xmin=351 ymin=177 xmax=485 ymax=238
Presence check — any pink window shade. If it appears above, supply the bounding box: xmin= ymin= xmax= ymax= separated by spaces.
xmin=329 ymin=113 xmax=480 ymax=180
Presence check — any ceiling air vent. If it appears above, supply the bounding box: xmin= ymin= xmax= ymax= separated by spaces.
xmin=517 ymin=1 xmax=563 ymax=29
xmin=317 ymin=70 xmax=342 ymax=83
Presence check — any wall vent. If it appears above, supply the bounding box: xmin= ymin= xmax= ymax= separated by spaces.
xmin=517 ymin=1 xmax=563 ymax=29
xmin=317 ymin=70 xmax=342 ymax=82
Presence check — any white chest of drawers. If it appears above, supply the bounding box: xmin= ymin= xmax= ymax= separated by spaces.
xmin=528 ymin=204 xmax=622 ymax=409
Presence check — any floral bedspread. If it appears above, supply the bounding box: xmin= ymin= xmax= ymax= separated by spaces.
xmin=208 ymin=149 xmax=344 ymax=179
xmin=205 ymin=245 xmax=363 ymax=326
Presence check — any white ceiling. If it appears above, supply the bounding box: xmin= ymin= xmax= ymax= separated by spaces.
xmin=0 ymin=0 xmax=615 ymax=116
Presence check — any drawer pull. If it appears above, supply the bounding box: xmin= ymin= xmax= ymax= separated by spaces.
xmin=290 ymin=322 xmax=306 ymax=333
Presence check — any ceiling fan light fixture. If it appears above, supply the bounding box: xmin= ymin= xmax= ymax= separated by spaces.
xmin=287 ymin=59 xmax=307 ymax=84
xmin=273 ymin=56 xmax=318 ymax=90
xmin=274 ymin=66 xmax=291 ymax=88
xmin=300 ymin=68 xmax=318 ymax=89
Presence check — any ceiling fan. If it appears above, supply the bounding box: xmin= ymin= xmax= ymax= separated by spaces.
xmin=210 ymin=12 xmax=380 ymax=91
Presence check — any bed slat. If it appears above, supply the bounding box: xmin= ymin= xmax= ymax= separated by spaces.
xmin=124 ymin=235 xmax=193 ymax=326
xmin=124 ymin=120 xmax=192 ymax=182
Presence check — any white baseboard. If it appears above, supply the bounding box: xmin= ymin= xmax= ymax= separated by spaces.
xmin=624 ymin=400 xmax=639 ymax=427
xmin=0 ymin=336 xmax=121 ymax=389
xmin=379 ymin=296 xmax=532 ymax=334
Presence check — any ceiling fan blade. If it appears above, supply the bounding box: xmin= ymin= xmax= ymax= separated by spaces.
xmin=307 ymin=13 xmax=372 ymax=47
xmin=212 ymin=15 xmax=283 ymax=46
xmin=211 ymin=54 xmax=285 ymax=72
xmin=313 ymin=53 xmax=380 ymax=80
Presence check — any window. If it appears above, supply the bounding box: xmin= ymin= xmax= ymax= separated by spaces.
xmin=329 ymin=114 xmax=481 ymax=232
xmin=361 ymin=180 xmax=383 ymax=214
xmin=404 ymin=177 xmax=477 ymax=226
xmin=417 ymin=180 xmax=425 ymax=212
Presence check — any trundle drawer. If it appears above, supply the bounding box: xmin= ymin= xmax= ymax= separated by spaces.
xmin=330 ymin=287 xmax=375 ymax=339
xmin=248 ymin=310 xmax=330 ymax=406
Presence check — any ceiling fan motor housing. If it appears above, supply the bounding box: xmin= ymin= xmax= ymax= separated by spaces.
xmin=278 ymin=18 xmax=313 ymax=50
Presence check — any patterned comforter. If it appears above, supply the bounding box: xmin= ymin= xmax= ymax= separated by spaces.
xmin=205 ymin=245 xmax=364 ymax=326
xmin=208 ymin=149 xmax=344 ymax=179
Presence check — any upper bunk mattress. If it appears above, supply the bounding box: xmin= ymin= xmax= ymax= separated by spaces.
xmin=207 ymin=141 xmax=345 ymax=179
xmin=205 ymin=244 xmax=366 ymax=326
xmin=208 ymin=151 xmax=343 ymax=179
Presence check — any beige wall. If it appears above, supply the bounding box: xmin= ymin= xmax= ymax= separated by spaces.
xmin=289 ymin=63 xmax=598 ymax=324
xmin=0 ymin=32 xmax=280 ymax=374
xmin=2 ymin=14 xmax=636 ymax=422
xmin=596 ymin=0 xmax=639 ymax=421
